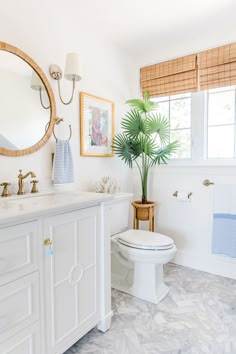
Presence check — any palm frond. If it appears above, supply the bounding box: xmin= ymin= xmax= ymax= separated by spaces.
xmin=150 ymin=141 xmax=180 ymax=166
xmin=140 ymin=135 xmax=158 ymax=157
xmin=112 ymin=133 xmax=135 ymax=168
xmin=121 ymin=109 xmax=146 ymax=138
xmin=131 ymin=135 xmax=158 ymax=159
xmin=125 ymin=99 xmax=146 ymax=111
xmin=143 ymin=92 xmax=158 ymax=112
xmin=126 ymin=92 xmax=158 ymax=113
xmin=145 ymin=113 xmax=170 ymax=144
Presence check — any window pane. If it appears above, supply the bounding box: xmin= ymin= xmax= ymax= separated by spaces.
xmin=153 ymin=96 xmax=169 ymax=103
xmin=171 ymin=93 xmax=191 ymax=100
xmin=209 ymin=86 xmax=235 ymax=94
xmin=208 ymin=125 xmax=234 ymax=158
xmin=157 ymin=101 xmax=169 ymax=119
xmin=170 ymin=129 xmax=191 ymax=158
xmin=208 ymin=91 xmax=235 ymax=125
xmin=170 ymin=98 xmax=191 ymax=129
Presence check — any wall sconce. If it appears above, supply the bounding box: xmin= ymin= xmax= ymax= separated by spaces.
xmin=49 ymin=53 xmax=81 ymax=105
xmin=31 ymin=71 xmax=50 ymax=109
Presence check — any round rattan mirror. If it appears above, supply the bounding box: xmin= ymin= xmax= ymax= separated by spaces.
xmin=0 ymin=42 xmax=57 ymax=156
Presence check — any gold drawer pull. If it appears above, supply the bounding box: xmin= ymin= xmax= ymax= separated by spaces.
xmin=44 ymin=238 xmax=53 ymax=256
xmin=44 ymin=238 xmax=52 ymax=246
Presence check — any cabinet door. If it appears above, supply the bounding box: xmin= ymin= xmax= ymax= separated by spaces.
xmin=0 ymin=322 xmax=40 ymax=354
xmin=0 ymin=221 xmax=39 ymax=287
xmin=43 ymin=207 xmax=100 ymax=354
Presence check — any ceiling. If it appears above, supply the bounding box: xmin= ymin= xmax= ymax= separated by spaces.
xmin=2 ymin=0 xmax=236 ymax=66
xmin=73 ymin=0 xmax=236 ymax=58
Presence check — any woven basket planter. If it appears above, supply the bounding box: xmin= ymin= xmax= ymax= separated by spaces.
xmin=132 ymin=201 xmax=156 ymax=220
xmin=132 ymin=201 xmax=156 ymax=232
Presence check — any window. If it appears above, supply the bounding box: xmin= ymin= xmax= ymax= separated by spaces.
xmin=151 ymin=86 xmax=236 ymax=165
xmin=153 ymin=93 xmax=192 ymax=159
xmin=207 ymin=86 xmax=236 ymax=159
xmin=141 ymin=42 xmax=236 ymax=165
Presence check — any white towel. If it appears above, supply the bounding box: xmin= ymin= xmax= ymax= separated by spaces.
xmin=212 ymin=184 xmax=236 ymax=258
xmin=53 ymin=140 xmax=74 ymax=184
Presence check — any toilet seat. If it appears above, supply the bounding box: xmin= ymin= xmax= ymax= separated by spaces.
xmin=117 ymin=229 xmax=174 ymax=251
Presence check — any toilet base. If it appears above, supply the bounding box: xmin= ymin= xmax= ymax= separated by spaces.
xmin=112 ymin=280 xmax=169 ymax=305
xmin=112 ymin=260 xmax=170 ymax=304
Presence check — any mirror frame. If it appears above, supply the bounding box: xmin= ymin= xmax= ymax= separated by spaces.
xmin=0 ymin=42 xmax=57 ymax=156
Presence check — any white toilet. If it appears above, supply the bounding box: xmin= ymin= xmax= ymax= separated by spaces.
xmin=110 ymin=193 xmax=177 ymax=304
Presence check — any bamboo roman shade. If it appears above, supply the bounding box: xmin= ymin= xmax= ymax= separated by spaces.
xmin=140 ymin=54 xmax=198 ymax=98
xmin=199 ymin=43 xmax=236 ymax=90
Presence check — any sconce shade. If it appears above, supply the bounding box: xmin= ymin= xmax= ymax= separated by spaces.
xmin=30 ymin=70 xmax=45 ymax=91
xmin=64 ymin=53 xmax=81 ymax=81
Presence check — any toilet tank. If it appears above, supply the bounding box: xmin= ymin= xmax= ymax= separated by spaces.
xmin=109 ymin=193 xmax=133 ymax=236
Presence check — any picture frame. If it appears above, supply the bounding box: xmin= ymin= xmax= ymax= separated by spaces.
xmin=80 ymin=92 xmax=115 ymax=156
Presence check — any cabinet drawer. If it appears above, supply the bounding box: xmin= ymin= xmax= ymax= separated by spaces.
xmin=0 ymin=221 xmax=39 ymax=286
xmin=0 ymin=272 xmax=40 ymax=343
xmin=0 ymin=322 xmax=40 ymax=354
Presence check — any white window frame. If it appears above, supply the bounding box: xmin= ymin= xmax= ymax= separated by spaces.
xmin=205 ymin=86 xmax=236 ymax=161
xmin=153 ymin=90 xmax=236 ymax=167
xmin=153 ymin=94 xmax=192 ymax=161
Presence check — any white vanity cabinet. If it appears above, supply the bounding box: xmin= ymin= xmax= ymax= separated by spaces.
xmin=0 ymin=192 xmax=112 ymax=354
xmin=0 ymin=222 xmax=41 ymax=354
xmin=0 ymin=322 xmax=41 ymax=354
xmin=43 ymin=206 xmax=100 ymax=354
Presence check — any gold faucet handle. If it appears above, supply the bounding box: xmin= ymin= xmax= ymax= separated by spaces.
xmin=0 ymin=182 xmax=11 ymax=197
xmin=30 ymin=180 xmax=39 ymax=193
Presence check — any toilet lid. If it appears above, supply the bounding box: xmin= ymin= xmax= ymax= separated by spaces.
xmin=117 ymin=230 xmax=174 ymax=250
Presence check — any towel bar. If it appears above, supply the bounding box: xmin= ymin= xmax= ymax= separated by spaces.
xmin=53 ymin=124 xmax=72 ymax=141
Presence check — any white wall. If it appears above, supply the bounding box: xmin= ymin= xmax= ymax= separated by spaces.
xmin=0 ymin=1 xmax=133 ymax=194
xmin=130 ymin=39 xmax=236 ymax=279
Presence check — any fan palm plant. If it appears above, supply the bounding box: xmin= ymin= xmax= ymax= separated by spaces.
xmin=113 ymin=93 xmax=179 ymax=204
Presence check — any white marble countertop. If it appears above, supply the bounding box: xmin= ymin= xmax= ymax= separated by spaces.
xmin=0 ymin=191 xmax=114 ymax=227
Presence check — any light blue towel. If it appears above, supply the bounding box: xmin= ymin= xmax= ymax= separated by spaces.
xmin=212 ymin=213 xmax=236 ymax=258
xmin=53 ymin=140 xmax=74 ymax=184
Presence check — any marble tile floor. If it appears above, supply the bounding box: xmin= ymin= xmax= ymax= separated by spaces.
xmin=65 ymin=264 xmax=236 ymax=354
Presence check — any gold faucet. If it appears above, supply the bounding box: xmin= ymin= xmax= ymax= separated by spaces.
xmin=0 ymin=182 xmax=11 ymax=197
xmin=17 ymin=170 xmax=36 ymax=195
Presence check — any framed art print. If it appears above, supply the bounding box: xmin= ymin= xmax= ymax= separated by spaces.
xmin=80 ymin=92 xmax=115 ymax=156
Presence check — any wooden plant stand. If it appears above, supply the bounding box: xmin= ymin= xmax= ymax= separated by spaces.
xmin=132 ymin=201 xmax=157 ymax=232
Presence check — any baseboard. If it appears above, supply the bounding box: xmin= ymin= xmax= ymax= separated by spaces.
xmin=173 ymin=249 xmax=236 ymax=280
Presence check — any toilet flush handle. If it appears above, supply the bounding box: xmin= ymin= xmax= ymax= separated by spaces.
xmin=203 ymin=179 xmax=214 ymax=187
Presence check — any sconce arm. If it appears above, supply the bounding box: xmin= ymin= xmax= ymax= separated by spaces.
xmin=57 ymin=78 xmax=75 ymax=105
xmin=39 ymin=88 xmax=50 ymax=109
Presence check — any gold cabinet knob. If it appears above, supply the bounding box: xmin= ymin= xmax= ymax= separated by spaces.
xmin=44 ymin=238 xmax=52 ymax=246
xmin=44 ymin=238 xmax=53 ymax=256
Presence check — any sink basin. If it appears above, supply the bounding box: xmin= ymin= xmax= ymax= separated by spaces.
xmin=2 ymin=191 xmax=90 ymax=210
xmin=5 ymin=191 xmax=55 ymax=201
xmin=6 ymin=193 xmax=56 ymax=207
xmin=0 ymin=192 xmax=57 ymax=211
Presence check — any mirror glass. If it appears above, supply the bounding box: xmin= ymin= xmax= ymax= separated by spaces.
xmin=0 ymin=50 xmax=51 ymax=150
